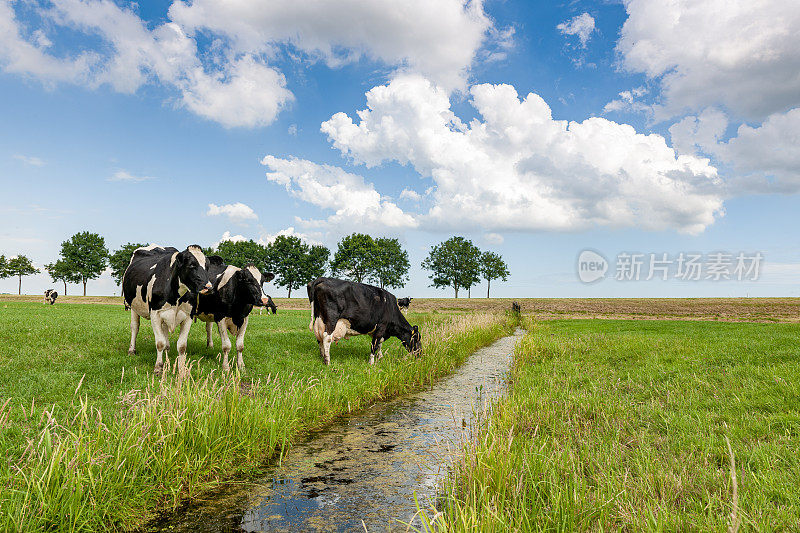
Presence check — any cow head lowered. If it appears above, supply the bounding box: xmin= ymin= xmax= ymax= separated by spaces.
xmin=176 ymin=245 xmax=213 ymax=296
xmin=400 ymin=324 xmax=422 ymax=354
xmin=240 ymin=265 xmax=276 ymax=308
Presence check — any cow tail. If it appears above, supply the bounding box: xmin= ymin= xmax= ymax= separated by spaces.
xmin=308 ymin=301 xmax=314 ymax=331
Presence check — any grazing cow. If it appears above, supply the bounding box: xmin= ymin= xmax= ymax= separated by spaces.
xmin=397 ymin=297 xmax=412 ymax=312
xmin=44 ymin=289 xmax=58 ymax=305
xmin=194 ymin=256 xmax=275 ymax=372
xmin=307 ymin=277 xmax=421 ymax=365
xmin=258 ymin=295 xmax=278 ymax=315
xmin=122 ymin=244 xmax=213 ymax=375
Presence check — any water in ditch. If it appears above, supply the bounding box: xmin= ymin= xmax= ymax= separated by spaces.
xmin=149 ymin=329 xmax=523 ymax=532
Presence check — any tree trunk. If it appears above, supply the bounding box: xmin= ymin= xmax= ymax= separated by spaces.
xmin=468 ymin=287 xmax=471 ymax=298
xmin=63 ymin=280 xmax=67 ymax=295
xmin=83 ymin=279 xmax=87 ymax=297
xmin=18 ymin=275 xmax=21 ymax=295
xmin=288 ymin=286 xmax=292 ymax=298
xmin=487 ymin=278 xmax=491 ymax=298
xmin=454 ymin=285 xmax=459 ymax=298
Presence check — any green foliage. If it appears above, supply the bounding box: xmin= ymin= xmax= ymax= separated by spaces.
xmin=331 ymin=233 xmax=377 ymax=284
xmin=0 ymin=302 xmax=512 ymax=531
xmin=213 ymin=240 xmax=270 ymax=272
xmin=435 ymin=319 xmax=800 ymax=531
xmin=44 ymin=259 xmax=80 ymax=295
xmin=372 ymin=237 xmax=410 ymax=289
xmin=59 ymin=231 xmax=109 ymax=296
xmin=479 ymin=251 xmax=509 ymax=297
xmin=266 ymin=235 xmax=329 ymax=297
xmin=421 ymin=236 xmax=481 ymax=298
xmin=108 ymin=243 xmax=148 ymax=287
xmin=0 ymin=254 xmax=8 ymax=279
xmin=6 ymin=255 xmax=39 ymax=294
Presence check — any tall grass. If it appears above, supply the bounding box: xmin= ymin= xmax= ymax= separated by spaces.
xmin=1 ymin=311 xmax=515 ymax=532
xmin=431 ymin=318 xmax=800 ymax=531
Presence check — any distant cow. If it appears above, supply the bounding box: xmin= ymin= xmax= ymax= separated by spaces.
xmin=122 ymin=245 xmax=213 ymax=375
xmin=194 ymin=256 xmax=275 ymax=372
xmin=397 ymin=297 xmax=412 ymax=312
xmin=44 ymin=289 xmax=58 ymax=305
xmin=258 ymin=295 xmax=278 ymax=315
xmin=308 ymin=277 xmax=421 ymax=365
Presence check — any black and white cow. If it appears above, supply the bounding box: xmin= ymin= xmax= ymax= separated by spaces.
xmin=193 ymin=256 xmax=275 ymax=372
xmin=307 ymin=277 xmax=421 ymax=365
xmin=122 ymin=244 xmax=213 ymax=375
xmin=258 ymin=295 xmax=278 ymax=315
xmin=397 ymin=297 xmax=412 ymax=312
xmin=44 ymin=289 xmax=58 ymax=305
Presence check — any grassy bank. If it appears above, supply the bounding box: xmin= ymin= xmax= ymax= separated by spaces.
xmin=435 ymin=318 xmax=800 ymax=531
xmin=0 ymin=302 xmax=515 ymax=531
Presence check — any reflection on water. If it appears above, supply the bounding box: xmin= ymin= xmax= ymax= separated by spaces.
xmin=149 ymin=329 xmax=523 ymax=532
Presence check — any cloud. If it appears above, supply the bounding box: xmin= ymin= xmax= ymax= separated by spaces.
xmin=0 ymin=0 xmax=500 ymax=128
xmin=213 ymin=230 xmax=247 ymax=248
xmin=108 ymin=170 xmax=156 ymax=182
xmin=258 ymin=226 xmax=322 ymax=246
xmin=671 ymin=106 xmax=800 ymax=193
xmin=13 ymin=154 xmax=46 ymax=166
xmin=206 ymin=202 xmax=258 ymax=223
xmin=321 ymin=75 xmax=724 ymax=235
xmin=399 ymin=188 xmax=422 ymax=202
xmin=169 ymin=0 xmax=494 ymax=91
xmin=484 ymin=232 xmax=503 ymax=245
xmin=557 ymin=13 xmax=595 ymax=47
xmin=261 ymin=155 xmax=418 ymax=231
xmin=617 ymin=0 xmax=800 ymax=121
xmin=602 ymin=86 xmax=649 ymax=115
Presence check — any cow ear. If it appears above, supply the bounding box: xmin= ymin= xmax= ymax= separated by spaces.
xmin=263 ymin=271 xmax=275 ymax=283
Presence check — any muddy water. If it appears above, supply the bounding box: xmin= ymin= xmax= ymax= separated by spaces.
xmin=150 ymin=329 xmax=523 ymax=532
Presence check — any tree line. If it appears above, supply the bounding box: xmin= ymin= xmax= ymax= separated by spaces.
xmin=1 ymin=232 xmax=508 ymax=297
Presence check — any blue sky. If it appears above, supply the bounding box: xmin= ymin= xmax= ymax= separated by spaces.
xmin=1 ymin=0 xmax=799 ymax=297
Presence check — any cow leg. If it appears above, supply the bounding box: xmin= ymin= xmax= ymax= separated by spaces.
xmin=321 ymin=334 xmax=332 ymax=365
xmin=235 ymin=317 xmax=248 ymax=371
xmin=150 ymin=313 xmax=168 ymax=375
xmin=128 ymin=311 xmax=140 ymax=355
xmin=218 ymin=320 xmax=233 ymax=372
xmin=370 ymin=336 xmax=385 ymax=365
xmin=176 ymin=317 xmax=191 ymax=376
xmin=205 ymin=321 xmax=214 ymax=348
xmin=161 ymin=321 xmax=171 ymax=365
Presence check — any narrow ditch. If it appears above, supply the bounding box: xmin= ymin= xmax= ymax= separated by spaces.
xmin=149 ymin=328 xmax=524 ymax=532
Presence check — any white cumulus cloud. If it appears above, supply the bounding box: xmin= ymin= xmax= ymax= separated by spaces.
xmin=557 ymin=13 xmax=595 ymax=47
xmin=321 ymin=75 xmax=724 ymax=235
xmin=617 ymin=0 xmax=800 ymax=121
xmin=206 ymin=202 xmax=258 ymax=223
xmin=261 ymin=155 xmax=418 ymax=232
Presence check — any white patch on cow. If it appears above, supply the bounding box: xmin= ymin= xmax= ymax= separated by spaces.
xmin=218 ymin=266 xmax=240 ymax=289
xmin=170 ymin=252 xmax=178 ymax=267
xmin=137 ymin=244 xmax=162 ymax=252
xmin=246 ymin=265 xmax=261 ymax=282
xmin=146 ymin=276 xmax=157 ymax=303
xmin=188 ymin=246 xmax=206 ymax=267
xmin=149 ymin=264 xmax=157 ymax=270
xmin=130 ymin=284 xmax=149 ymax=318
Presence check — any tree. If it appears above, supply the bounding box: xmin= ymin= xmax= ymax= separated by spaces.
xmin=45 ymin=259 xmax=80 ymax=295
xmin=372 ymin=237 xmax=410 ymax=289
xmin=59 ymin=231 xmax=109 ymax=296
xmin=330 ymin=233 xmax=377 ymax=284
xmin=108 ymin=242 xmax=149 ymax=287
xmin=421 ymin=236 xmax=481 ymax=298
xmin=480 ymin=251 xmax=510 ymax=298
xmin=7 ymin=255 xmax=39 ymax=295
xmin=213 ymin=240 xmax=271 ymax=272
xmin=0 ymin=255 xmax=8 ymax=280
xmin=266 ymin=235 xmax=329 ymax=297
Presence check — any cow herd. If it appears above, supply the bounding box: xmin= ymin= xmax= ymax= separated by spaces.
xmin=97 ymin=244 xmax=422 ymax=375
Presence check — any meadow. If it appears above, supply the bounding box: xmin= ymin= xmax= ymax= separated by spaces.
xmin=434 ymin=318 xmax=800 ymax=531
xmin=0 ymin=300 xmax=515 ymax=531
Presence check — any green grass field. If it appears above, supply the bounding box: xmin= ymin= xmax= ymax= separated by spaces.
xmin=0 ymin=301 xmax=514 ymax=531
xmin=435 ymin=318 xmax=800 ymax=531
